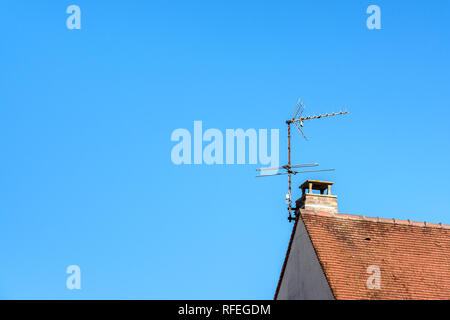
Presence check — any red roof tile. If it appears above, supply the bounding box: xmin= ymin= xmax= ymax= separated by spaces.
xmin=298 ymin=210 xmax=450 ymax=299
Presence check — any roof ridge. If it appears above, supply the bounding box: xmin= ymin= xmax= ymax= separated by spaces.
xmin=300 ymin=209 xmax=450 ymax=230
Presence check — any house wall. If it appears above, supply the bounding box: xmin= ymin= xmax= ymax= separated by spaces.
xmin=276 ymin=217 xmax=334 ymax=300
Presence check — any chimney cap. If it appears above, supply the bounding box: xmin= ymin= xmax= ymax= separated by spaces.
xmin=299 ymin=180 xmax=334 ymax=191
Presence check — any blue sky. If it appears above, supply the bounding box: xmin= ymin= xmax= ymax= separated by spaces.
xmin=0 ymin=0 xmax=449 ymax=299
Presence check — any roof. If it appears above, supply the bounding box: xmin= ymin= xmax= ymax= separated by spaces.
xmin=275 ymin=210 xmax=450 ymax=300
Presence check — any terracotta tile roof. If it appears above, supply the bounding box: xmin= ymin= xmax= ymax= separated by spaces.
xmin=297 ymin=210 xmax=450 ymax=300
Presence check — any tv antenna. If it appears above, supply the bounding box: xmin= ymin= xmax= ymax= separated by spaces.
xmin=256 ymin=98 xmax=349 ymax=222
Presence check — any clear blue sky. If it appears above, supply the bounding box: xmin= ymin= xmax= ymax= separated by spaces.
xmin=1 ymin=0 xmax=449 ymax=299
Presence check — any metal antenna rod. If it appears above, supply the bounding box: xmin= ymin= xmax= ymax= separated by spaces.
xmin=288 ymin=123 xmax=292 ymax=220
xmin=288 ymin=111 xmax=349 ymax=125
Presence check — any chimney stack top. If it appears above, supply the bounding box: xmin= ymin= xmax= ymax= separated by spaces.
xmin=299 ymin=180 xmax=334 ymax=196
xmin=297 ymin=180 xmax=338 ymax=214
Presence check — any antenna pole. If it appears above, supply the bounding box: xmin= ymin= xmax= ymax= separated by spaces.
xmin=287 ymin=122 xmax=292 ymax=221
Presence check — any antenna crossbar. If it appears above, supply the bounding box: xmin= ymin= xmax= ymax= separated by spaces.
xmin=288 ymin=110 xmax=349 ymax=124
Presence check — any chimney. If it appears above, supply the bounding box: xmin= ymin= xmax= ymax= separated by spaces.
xmin=296 ymin=180 xmax=338 ymax=214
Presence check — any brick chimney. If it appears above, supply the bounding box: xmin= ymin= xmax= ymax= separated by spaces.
xmin=296 ymin=180 xmax=338 ymax=214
